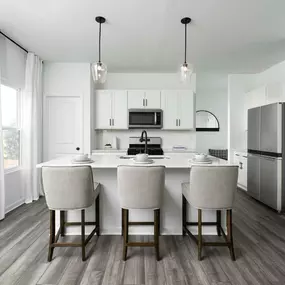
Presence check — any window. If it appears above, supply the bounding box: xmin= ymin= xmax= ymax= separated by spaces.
xmin=0 ymin=84 xmax=21 ymax=170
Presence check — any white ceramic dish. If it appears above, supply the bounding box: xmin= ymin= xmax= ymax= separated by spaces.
xmin=194 ymin=153 xmax=208 ymax=161
xmin=132 ymin=158 xmax=153 ymax=164
xmin=74 ymin=154 xmax=89 ymax=161
xmin=71 ymin=159 xmax=94 ymax=164
xmin=135 ymin=153 xmax=149 ymax=162
xmin=190 ymin=158 xmax=212 ymax=164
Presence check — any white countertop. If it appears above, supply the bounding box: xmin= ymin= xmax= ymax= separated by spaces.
xmin=37 ymin=154 xmax=231 ymax=169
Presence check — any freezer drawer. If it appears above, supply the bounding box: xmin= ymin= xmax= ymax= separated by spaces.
xmin=247 ymin=154 xmax=260 ymax=200
xmin=260 ymin=103 xmax=282 ymax=154
xmin=248 ymin=107 xmax=260 ymax=151
xmin=259 ymin=156 xmax=280 ymax=210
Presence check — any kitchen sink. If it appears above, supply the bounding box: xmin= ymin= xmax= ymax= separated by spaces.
xmin=119 ymin=155 xmax=170 ymax=160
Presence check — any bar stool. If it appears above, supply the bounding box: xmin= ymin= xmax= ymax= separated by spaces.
xmin=117 ymin=165 xmax=165 ymax=261
xmin=42 ymin=166 xmax=100 ymax=262
xmin=182 ymin=165 xmax=238 ymax=261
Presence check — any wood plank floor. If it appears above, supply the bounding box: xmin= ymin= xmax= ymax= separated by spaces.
xmin=1 ymin=190 xmax=285 ymax=285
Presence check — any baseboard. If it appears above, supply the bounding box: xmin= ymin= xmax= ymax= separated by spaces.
xmin=5 ymin=198 xmax=25 ymax=214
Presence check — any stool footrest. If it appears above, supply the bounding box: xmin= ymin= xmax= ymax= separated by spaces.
xmin=128 ymin=222 xmax=154 ymax=226
xmin=127 ymin=242 xmax=156 ymax=247
xmin=65 ymin=222 xmax=97 ymax=226
xmin=186 ymin=222 xmax=218 ymax=226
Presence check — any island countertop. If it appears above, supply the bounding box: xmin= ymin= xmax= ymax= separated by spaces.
xmin=36 ymin=153 xmax=230 ymax=169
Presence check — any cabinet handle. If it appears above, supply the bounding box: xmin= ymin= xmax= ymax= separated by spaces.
xmin=112 ymin=119 xmax=114 ymax=126
xmin=146 ymin=99 xmax=147 ymax=106
xmin=179 ymin=119 xmax=181 ymax=126
xmin=143 ymin=99 xmax=145 ymax=107
xmin=176 ymin=119 xmax=178 ymax=126
xmin=109 ymin=119 xmax=111 ymax=126
xmin=239 ymin=162 xmax=243 ymax=169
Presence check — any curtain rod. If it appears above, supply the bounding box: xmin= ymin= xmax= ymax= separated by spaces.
xmin=0 ymin=31 xmax=28 ymax=53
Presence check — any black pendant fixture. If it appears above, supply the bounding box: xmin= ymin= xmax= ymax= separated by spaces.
xmin=91 ymin=16 xmax=107 ymax=83
xmin=180 ymin=17 xmax=194 ymax=82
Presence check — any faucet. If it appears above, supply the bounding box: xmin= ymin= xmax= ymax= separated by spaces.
xmin=139 ymin=130 xmax=148 ymax=154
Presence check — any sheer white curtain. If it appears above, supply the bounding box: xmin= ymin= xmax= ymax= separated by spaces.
xmin=0 ymin=70 xmax=5 ymax=220
xmin=22 ymin=53 xmax=43 ymax=203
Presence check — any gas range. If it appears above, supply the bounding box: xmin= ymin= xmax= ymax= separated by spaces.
xmin=127 ymin=137 xmax=164 ymax=156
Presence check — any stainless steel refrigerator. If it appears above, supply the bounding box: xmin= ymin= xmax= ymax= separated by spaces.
xmin=247 ymin=102 xmax=285 ymax=212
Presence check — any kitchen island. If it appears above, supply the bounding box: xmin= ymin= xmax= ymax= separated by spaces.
xmin=37 ymin=153 xmax=231 ymax=235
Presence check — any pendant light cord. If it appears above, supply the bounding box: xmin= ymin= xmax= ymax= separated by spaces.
xmin=98 ymin=22 xmax=102 ymax=63
xmin=184 ymin=23 xmax=187 ymax=64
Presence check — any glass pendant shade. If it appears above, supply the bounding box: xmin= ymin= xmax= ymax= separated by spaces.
xmin=180 ymin=62 xmax=193 ymax=82
xmin=91 ymin=61 xmax=107 ymax=84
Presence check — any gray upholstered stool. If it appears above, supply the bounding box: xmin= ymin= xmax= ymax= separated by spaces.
xmin=117 ymin=165 xmax=165 ymax=261
xmin=182 ymin=165 xmax=238 ymax=261
xmin=42 ymin=166 xmax=100 ymax=262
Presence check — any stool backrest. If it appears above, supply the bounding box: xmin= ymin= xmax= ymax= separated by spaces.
xmin=189 ymin=165 xmax=238 ymax=209
xmin=42 ymin=166 xmax=94 ymax=210
xmin=117 ymin=166 xmax=165 ymax=209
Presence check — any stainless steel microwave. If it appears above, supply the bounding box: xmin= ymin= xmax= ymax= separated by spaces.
xmin=128 ymin=109 xmax=163 ymax=129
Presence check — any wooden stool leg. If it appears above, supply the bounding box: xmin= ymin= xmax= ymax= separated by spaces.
xmin=123 ymin=209 xmax=129 ymax=261
xmin=121 ymin=208 xmax=124 ymax=236
xmin=48 ymin=210 xmax=55 ymax=262
xmin=227 ymin=209 xmax=236 ymax=261
xmin=216 ymin=210 xmax=221 ymax=236
xmin=182 ymin=195 xmax=187 ymax=236
xmin=60 ymin=211 xmax=65 ymax=236
xmin=81 ymin=209 xmax=86 ymax=261
xmin=157 ymin=209 xmax=161 ymax=236
xmin=95 ymin=195 xmax=100 ymax=236
xmin=154 ymin=209 xmax=160 ymax=261
xmin=198 ymin=209 xmax=202 ymax=261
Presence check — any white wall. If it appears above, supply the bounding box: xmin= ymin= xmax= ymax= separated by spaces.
xmin=228 ymin=74 xmax=256 ymax=161
xmin=5 ymin=170 xmax=24 ymax=213
xmin=94 ymin=72 xmax=196 ymax=150
xmin=196 ymin=73 xmax=228 ymax=153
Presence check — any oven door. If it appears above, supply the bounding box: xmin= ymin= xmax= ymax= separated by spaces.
xmin=128 ymin=109 xmax=162 ymax=129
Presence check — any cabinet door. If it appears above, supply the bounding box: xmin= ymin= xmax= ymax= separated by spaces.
xmin=128 ymin=90 xmax=145 ymax=109
xmin=178 ymin=90 xmax=195 ymax=129
xmin=247 ymin=154 xmax=260 ymax=200
xmin=95 ymin=90 xmax=112 ymax=129
xmin=260 ymin=103 xmax=282 ymax=153
xmin=45 ymin=96 xmax=82 ymax=160
xmin=161 ymin=91 xmax=179 ymax=130
xmin=248 ymin=107 xmax=260 ymax=151
xmin=144 ymin=90 xmax=161 ymax=109
xmin=259 ymin=156 xmax=278 ymax=210
xmin=112 ymin=91 xmax=128 ymax=129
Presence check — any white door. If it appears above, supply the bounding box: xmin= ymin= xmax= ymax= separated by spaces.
xmin=178 ymin=90 xmax=195 ymax=130
xmin=128 ymin=90 xmax=145 ymax=108
xmin=161 ymin=91 xmax=179 ymax=130
xmin=45 ymin=96 xmax=82 ymax=160
xmin=95 ymin=90 xmax=112 ymax=129
xmin=144 ymin=90 xmax=161 ymax=109
xmin=112 ymin=90 xmax=128 ymax=129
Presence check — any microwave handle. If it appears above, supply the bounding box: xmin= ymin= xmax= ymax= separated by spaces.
xmin=154 ymin=112 xmax=157 ymax=125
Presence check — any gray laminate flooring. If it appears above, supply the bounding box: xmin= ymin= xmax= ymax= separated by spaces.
xmin=1 ymin=190 xmax=285 ymax=285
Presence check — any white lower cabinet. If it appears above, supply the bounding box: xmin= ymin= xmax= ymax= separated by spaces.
xmin=234 ymin=151 xmax=247 ymax=190
xmin=95 ymin=90 xmax=128 ymax=129
xmin=161 ymin=90 xmax=195 ymax=130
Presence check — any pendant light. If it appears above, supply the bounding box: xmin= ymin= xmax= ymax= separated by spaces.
xmin=91 ymin=16 xmax=107 ymax=83
xmin=180 ymin=17 xmax=193 ymax=82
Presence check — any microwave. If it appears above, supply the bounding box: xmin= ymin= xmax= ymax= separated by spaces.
xmin=128 ymin=109 xmax=163 ymax=129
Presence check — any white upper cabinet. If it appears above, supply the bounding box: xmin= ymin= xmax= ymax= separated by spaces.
xmin=95 ymin=90 xmax=128 ymax=130
xmin=161 ymin=90 xmax=179 ymax=129
xmin=127 ymin=90 xmax=145 ymax=109
xmin=161 ymin=90 xmax=195 ymax=130
xmin=112 ymin=90 xmax=128 ymax=129
xmin=178 ymin=90 xmax=195 ymax=129
xmin=95 ymin=90 xmax=112 ymax=129
xmin=127 ymin=90 xmax=161 ymax=109
xmin=144 ymin=90 xmax=161 ymax=109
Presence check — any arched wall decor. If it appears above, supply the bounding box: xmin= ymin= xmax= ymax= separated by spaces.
xmin=196 ymin=110 xmax=220 ymax=132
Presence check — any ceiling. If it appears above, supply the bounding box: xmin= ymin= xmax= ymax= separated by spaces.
xmin=1 ymin=0 xmax=285 ymax=73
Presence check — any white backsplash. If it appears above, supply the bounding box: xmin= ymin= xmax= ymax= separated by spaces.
xmin=94 ymin=130 xmax=196 ymax=150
